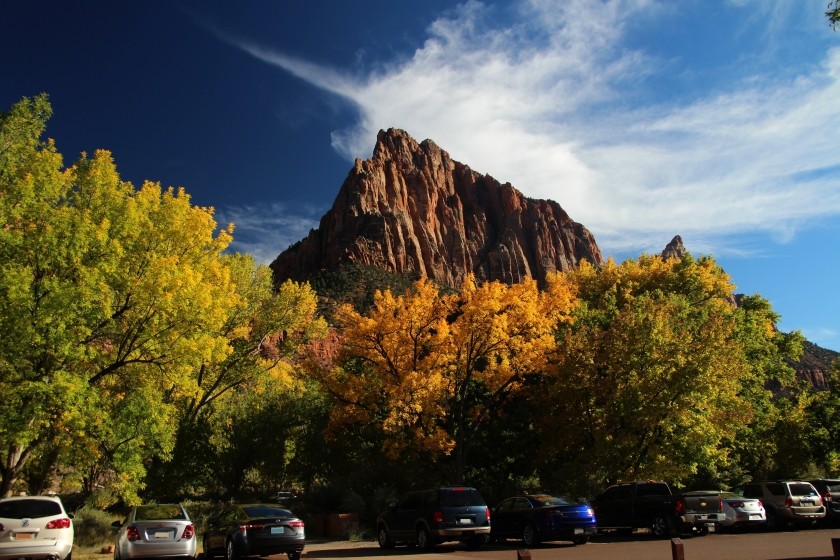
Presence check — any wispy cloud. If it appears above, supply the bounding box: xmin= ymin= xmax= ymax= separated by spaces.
xmin=215 ymin=203 xmax=321 ymax=265
xmin=214 ymin=0 xmax=840 ymax=259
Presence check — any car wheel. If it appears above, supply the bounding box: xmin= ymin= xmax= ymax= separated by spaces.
xmin=650 ymin=516 xmax=670 ymax=538
xmin=523 ymin=523 xmax=540 ymax=547
xmin=416 ymin=526 xmax=434 ymax=551
xmin=377 ymin=525 xmax=394 ymax=549
xmin=226 ymin=539 xmax=240 ymax=560
xmin=572 ymin=536 xmax=588 ymax=545
xmin=288 ymin=552 xmax=301 ymax=560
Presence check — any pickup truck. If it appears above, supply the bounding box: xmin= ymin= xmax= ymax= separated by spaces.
xmin=591 ymin=481 xmax=723 ymax=537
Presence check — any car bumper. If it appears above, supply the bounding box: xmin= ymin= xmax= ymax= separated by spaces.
xmin=121 ymin=540 xmax=197 ymax=559
xmin=542 ymin=524 xmax=598 ymax=540
xmin=0 ymin=540 xmax=73 ymax=560
xmin=243 ymin=537 xmax=305 ymax=556
xmin=431 ymin=527 xmax=490 ymax=539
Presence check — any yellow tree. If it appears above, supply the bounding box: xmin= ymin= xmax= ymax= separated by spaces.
xmin=313 ymin=275 xmax=572 ymax=483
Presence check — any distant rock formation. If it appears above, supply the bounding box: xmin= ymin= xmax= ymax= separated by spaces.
xmin=270 ymin=128 xmax=602 ymax=288
xmin=661 ymin=235 xmax=687 ymax=260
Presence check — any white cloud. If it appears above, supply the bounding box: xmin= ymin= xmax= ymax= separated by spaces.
xmin=215 ymin=203 xmax=320 ymax=265
xmin=222 ymin=0 xmax=840 ymax=257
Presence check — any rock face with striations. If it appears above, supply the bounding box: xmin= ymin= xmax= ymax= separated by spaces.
xmin=271 ymin=128 xmax=603 ymax=287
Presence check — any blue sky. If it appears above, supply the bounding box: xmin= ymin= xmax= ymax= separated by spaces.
xmin=2 ymin=1 xmax=839 ymax=350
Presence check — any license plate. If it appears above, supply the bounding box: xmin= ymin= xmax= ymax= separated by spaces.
xmin=271 ymin=527 xmax=285 ymax=534
xmin=154 ymin=531 xmax=170 ymax=539
xmin=801 ymin=500 xmax=813 ymax=505
xmin=15 ymin=533 xmax=34 ymax=540
xmin=574 ymin=528 xmax=584 ymax=534
xmin=458 ymin=518 xmax=471 ymax=524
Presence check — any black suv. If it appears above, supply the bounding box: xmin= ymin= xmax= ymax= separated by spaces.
xmin=376 ymin=487 xmax=491 ymax=551
xmin=809 ymin=479 xmax=840 ymax=524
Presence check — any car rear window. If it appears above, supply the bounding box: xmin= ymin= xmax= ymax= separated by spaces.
xmin=0 ymin=499 xmax=62 ymax=519
xmin=135 ymin=505 xmax=186 ymax=521
xmin=789 ymin=483 xmax=817 ymax=497
xmin=242 ymin=507 xmax=293 ymax=518
xmin=636 ymin=483 xmax=670 ymax=497
xmin=439 ymin=488 xmax=485 ymax=507
xmin=532 ymin=494 xmax=573 ymax=506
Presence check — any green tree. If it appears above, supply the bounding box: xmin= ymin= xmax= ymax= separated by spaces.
xmin=535 ymin=255 xmax=784 ymax=497
xmin=0 ymin=95 xmax=238 ymax=501
xmin=145 ymin=254 xmax=327 ymax=500
xmin=828 ymin=0 xmax=840 ymax=29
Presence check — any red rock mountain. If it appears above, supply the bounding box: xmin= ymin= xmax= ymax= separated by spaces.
xmin=270 ymin=128 xmax=602 ymax=287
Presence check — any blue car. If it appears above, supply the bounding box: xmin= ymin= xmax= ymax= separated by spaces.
xmin=491 ymin=494 xmax=597 ymax=546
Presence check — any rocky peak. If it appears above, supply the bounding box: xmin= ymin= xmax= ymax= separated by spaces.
xmin=270 ymin=128 xmax=603 ymax=288
xmin=661 ymin=235 xmax=687 ymax=260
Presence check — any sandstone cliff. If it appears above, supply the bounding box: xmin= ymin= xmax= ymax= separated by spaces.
xmin=270 ymin=128 xmax=602 ymax=288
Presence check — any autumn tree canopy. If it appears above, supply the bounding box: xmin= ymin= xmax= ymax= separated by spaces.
xmin=310 ymin=275 xmax=574 ymax=483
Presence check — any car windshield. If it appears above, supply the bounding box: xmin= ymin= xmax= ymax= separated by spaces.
xmin=135 ymin=505 xmax=186 ymax=521
xmin=243 ymin=506 xmax=293 ymax=518
xmin=789 ymin=484 xmax=817 ymax=497
xmin=0 ymin=499 xmax=62 ymax=519
xmin=532 ymin=494 xmax=574 ymax=506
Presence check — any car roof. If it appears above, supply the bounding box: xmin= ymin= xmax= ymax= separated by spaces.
xmin=0 ymin=495 xmax=63 ymax=502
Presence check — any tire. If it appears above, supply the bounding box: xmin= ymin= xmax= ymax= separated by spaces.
xmin=416 ymin=526 xmax=434 ymax=552
xmin=697 ymin=524 xmax=710 ymax=537
xmin=288 ymin=553 xmax=301 ymax=560
xmin=650 ymin=516 xmax=670 ymax=538
xmin=226 ymin=539 xmax=240 ymax=560
xmin=572 ymin=536 xmax=589 ymax=545
xmin=522 ymin=523 xmax=540 ymax=548
xmin=377 ymin=525 xmax=395 ymax=549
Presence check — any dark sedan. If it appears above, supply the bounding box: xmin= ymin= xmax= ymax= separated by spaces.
xmin=491 ymin=494 xmax=596 ymax=547
xmin=202 ymin=504 xmax=305 ymax=560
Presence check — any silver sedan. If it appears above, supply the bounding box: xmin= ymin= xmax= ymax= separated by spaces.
xmin=113 ymin=504 xmax=197 ymax=560
xmin=719 ymin=491 xmax=766 ymax=529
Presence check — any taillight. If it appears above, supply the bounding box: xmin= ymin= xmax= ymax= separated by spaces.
xmin=758 ymin=500 xmax=763 ymax=508
xmin=0 ymin=523 xmax=4 ymax=531
xmin=486 ymin=508 xmax=491 ymax=522
xmin=288 ymin=521 xmax=305 ymax=529
xmin=127 ymin=526 xmax=141 ymax=542
xmin=718 ymin=497 xmax=724 ymax=512
xmin=784 ymin=496 xmax=793 ymax=507
xmin=675 ymin=497 xmax=686 ymax=515
xmin=46 ymin=518 xmax=72 ymax=529
xmin=433 ymin=511 xmax=443 ymax=524
xmin=823 ymin=493 xmax=832 ymax=502
xmin=181 ymin=524 xmax=194 ymax=540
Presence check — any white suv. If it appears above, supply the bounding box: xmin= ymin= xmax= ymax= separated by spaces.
xmin=0 ymin=495 xmax=74 ymax=560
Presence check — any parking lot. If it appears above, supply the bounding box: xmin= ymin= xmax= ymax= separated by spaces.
xmin=301 ymin=528 xmax=840 ymax=560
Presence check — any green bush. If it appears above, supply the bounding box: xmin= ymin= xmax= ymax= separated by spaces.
xmin=72 ymin=507 xmax=119 ymax=548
